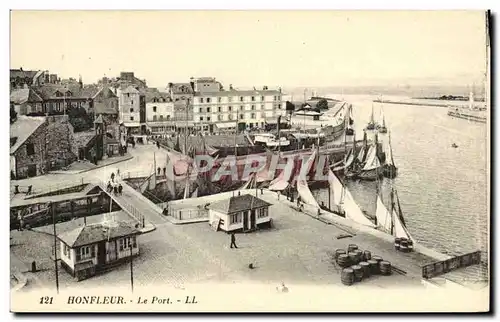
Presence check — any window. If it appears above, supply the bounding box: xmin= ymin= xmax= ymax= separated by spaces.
xmin=228 ymin=114 xmax=233 ymax=120
xmin=251 ymin=96 xmax=255 ymax=101
xmin=217 ymin=115 xmax=223 ymax=121
xmin=228 ymin=97 xmax=233 ymax=102
xmin=26 ymin=143 xmax=35 ymax=156
xmin=207 ymin=98 xmax=211 ymax=103
xmin=153 ymin=115 xmax=157 ymax=121
xmin=200 ymin=116 xmax=204 ymax=121
xmin=261 ymin=104 xmax=264 ymax=109
xmin=218 ymin=106 xmax=221 ymax=112
xmin=230 ymin=213 xmax=242 ymax=224
xmin=278 ymin=104 xmax=282 ymax=109
xmin=199 ymin=108 xmax=203 ymax=113
xmin=159 ymin=115 xmax=164 ymax=121
xmin=251 ymin=113 xmax=256 ymax=119
xmin=119 ymin=237 xmax=135 ymax=251
xmin=76 ymin=245 xmax=94 ymax=261
xmin=240 ymin=106 xmax=244 ymax=111
xmin=200 ymin=98 xmax=204 ymax=103
xmin=258 ymin=208 xmax=268 ymax=218
xmin=277 ymin=96 xmax=281 ymax=101
xmin=228 ymin=106 xmax=232 ymax=111
xmin=261 ymin=96 xmax=265 ymax=101
xmin=130 ymin=108 xmax=134 ymax=113
xmin=251 ymin=105 xmax=255 ymax=110
xmin=239 ymin=96 xmax=244 ymax=102
xmin=127 ymin=93 xmax=130 ymax=98
xmin=130 ymin=116 xmax=134 ymax=121
xmin=207 ymin=107 xmax=211 ymax=113
xmin=131 ymin=100 xmax=134 ymax=105
xmin=152 ymin=106 xmax=157 ymax=112
xmin=218 ymin=97 xmax=222 ymax=102
xmin=207 ymin=116 xmax=211 ymax=121
xmin=240 ymin=114 xmax=244 ymax=120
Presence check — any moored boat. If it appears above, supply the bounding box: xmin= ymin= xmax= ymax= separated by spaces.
xmin=382 ymin=131 xmax=398 ymax=179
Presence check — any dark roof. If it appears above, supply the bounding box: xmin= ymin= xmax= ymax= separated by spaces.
xmin=58 ymin=221 xmax=139 ymax=248
xmin=35 ymin=83 xmax=88 ymax=100
xmin=145 ymin=88 xmax=171 ymax=103
xmin=10 ymin=69 xmax=38 ymax=79
xmin=208 ymin=194 xmax=272 ymax=214
xmin=73 ymin=131 xmax=97 ymax=148
xmin=170 ymin=83 xmax=194 ymax=94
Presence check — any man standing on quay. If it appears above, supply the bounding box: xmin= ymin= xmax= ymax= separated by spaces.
xmin=230 ymin=233 xmax=238 ymax=249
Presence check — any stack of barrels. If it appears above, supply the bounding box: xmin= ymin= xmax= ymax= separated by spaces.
xmin=394 ymin=237 xmax=414 ymax=253
xmin=335 ymin=244 xmax=393 ymax=286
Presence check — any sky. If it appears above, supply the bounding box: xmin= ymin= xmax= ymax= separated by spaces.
xmin=10 ymin=10 xmax=488 ymax=89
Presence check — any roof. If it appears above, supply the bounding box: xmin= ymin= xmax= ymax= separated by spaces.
xmin=10 ymin=69 xmax=39 ymax=80
xmin=170 ymin=83 xmax=194 ymax=94
xmin=208 ymin=194 xmax=272 ymax=214
xmin=73 ymin=131 xmax=97 ymax=148
xmin=58 ymin=221 xmax=139 ymax=248
xmin=193 ymin=89 xmax=282 ymax=97
xmin=35 ymin=83 xmax=88 ymax=100
xmin=122 ymin=85 xmax=140 ymax=94
xmin=10 ymin=116 xmax=46 ymax=154
xmin=10 ymin=88 xmax=43 ymax=104
xmin=145 ymin=88 xmax=171 ymax=103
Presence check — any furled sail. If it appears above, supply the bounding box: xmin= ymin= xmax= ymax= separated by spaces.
xmin=362 ymin=145 xmax=380 ymax=171
xmin=375 ymin=195 xmax=392 ymax=233
xmin=393 ymin=192 xmax=413 ymax=240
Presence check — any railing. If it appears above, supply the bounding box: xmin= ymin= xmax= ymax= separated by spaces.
xmin=96 ymin=180 xmax=144 ymax=227
xmin=169 ymin=208 xmax=208 ymax=221
xmin=11 ymin=179 xmax=88 ymax=197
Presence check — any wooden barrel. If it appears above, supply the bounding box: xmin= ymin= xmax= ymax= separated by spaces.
xmin=379 ymin=261 xmax=392 ymax=275
xmin=348 ymin=251 xmax=359 ymax=265
xmin=363 ymin=250 xmax=372 ymax=261
xmin=394 ymin=238 xmax=401 ymax=250
xmin=354 ymin=249 xmax=364 ymax=262
xmin=335 ymin=249 xmax=347 ymax=260
xmin=368 ymin=259 xmax=379 ymax=274
xmin=347 ymin=244 xmax=358 ymax=253
xmin=337 ymin=254 xmax=351 ymax=268
xmin=359 ymin=261 xmax=371 ymax=278
xmin=400 ymin=240 xmax=409 ymax=253
xmin=351 ymin=265 xmax=364 ymax=282
xmin=341 ymin=268 xmax=355 ymax=286
xmin=407 ymin=240 xmax=414 ymax=252
xmin=372 ymin=255 xmax=383 ymax=264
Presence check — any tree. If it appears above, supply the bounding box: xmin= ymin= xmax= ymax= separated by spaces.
xmin=316 ymin=98 xmax=328 ymax=110
xmin=10 ymin=104 xmax=17 ymax=124
xmin=285 ymin=101 xmax=295 ymax=113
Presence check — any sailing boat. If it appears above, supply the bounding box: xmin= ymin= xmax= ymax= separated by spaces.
xmin=382 ymin=131 xmax=398 ymax=178
xmin=374 ymin=186 xmax=414 ymax=243
xmin=365 ymin=103 xmax=376 ymax=130
xmin=326 ymin=169 xmax=376 ymax=227
xmin=295 ymin=149 xmax=320 ymax=208
xmin=355 ymin=133 xmax=383 ymax=181
xmin=377 ymin=105 xmax=388 ymax=134
xmin=345 ymin=103 xmax=355 ymax=136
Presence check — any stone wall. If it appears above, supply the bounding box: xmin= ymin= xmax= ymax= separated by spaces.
xmin=46 ymin=115 xmax=77 ymax=170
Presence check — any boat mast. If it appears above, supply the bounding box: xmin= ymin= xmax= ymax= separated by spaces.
xmin=390 ymin=187 xmax=395 ymax=236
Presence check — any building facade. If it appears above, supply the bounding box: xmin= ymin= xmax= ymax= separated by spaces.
xmin=119 ymin=85 xmax=143 ymax=134
xmin=58 ymin=221 xmax=140 ymax=281
xmin=190 ymin=78 xmax=284 ymax=133
xmin=145 ymin=89 xmax=175 ymax=136
xmin=208 ymin=193 xmax=272 ymax=233
xmin=10 ymin=115 xmax=76 ymax=179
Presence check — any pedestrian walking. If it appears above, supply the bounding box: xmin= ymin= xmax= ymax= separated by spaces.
xmin=113 ymin=186 xmax=118 ymax=195
xmin=118 ymin=184 xmax=123 ymax=195
xmin=117 ymin=168 xmax=120 ymax=177
xmin=107 ymin=181 xmax=112 ymax=193
xmin=230 ymin=233 xmax=238 ymax=249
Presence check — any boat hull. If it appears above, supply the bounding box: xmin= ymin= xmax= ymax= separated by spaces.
xmin=383 ymin=164 xmax=398 ymax=179
xmin=348 ymin=167 xmax=384 ymax=181
xmin=447 ymin=111 xmax=487 ymax=123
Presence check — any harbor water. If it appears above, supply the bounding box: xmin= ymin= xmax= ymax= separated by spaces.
xmin=304 ymin=94 xmax=488 ymax=275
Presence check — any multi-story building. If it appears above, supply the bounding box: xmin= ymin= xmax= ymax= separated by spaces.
xmin=190 ymin=77 xmax=284 ymax=133
xmin=119 ymin=85 xmax=146 ymax=135
xmin=145 ymin=88 xmax=175 ymax=136
xmin=10 ymin=68 xmax=48 ymax=90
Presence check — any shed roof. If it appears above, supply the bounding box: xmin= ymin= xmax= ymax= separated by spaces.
xmin=208 ymin=194 xmax=271 ymax=214
xmin=58 ymin=221 xmax=139 ymax=248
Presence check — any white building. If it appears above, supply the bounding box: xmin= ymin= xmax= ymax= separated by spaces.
xmin=208 ymin=193 xmax=272 ymax=233
xmin=190 ymin=78 xmax=285 ymax=133
xmin=119 ymin=85 xmax=142 ymax=134
xmin=58 ymin=221 xmax=140 ymax=281
xmin=145 ymin=89 xmax=175 ymax=136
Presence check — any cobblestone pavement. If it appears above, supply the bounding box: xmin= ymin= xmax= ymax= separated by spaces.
xmin=11 ymin=192 xmax=426 ymax=293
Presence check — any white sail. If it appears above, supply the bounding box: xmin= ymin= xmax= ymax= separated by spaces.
xmin=183 ymin=178 xmax=190 ymax=199
xmin=239 ymin=173 xmax=255 ymax=190
xmin=190 ymin=187 xmax=198 ymax=198
xmin=328 ymin=170 xmax=375 ymax=227
xmin=375 ymin=195 xmax=392 ymax=233
xmin=357 ymin=146 xmax=366 ymax=163
xmin=362 ymin=145 xmax=380 ymax=171
xmin=297 ymin=179 xmax=320 ymax=208
xmin=386 ymin=139 xmax=394 ymax=166
xmin=393 ymin=208 xmax=413 ymax=240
